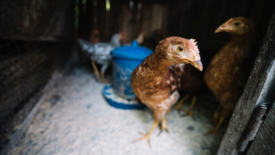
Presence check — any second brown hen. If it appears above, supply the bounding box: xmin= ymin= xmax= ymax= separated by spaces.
xmin=172 ymin=63 xmax=207 ymax=119
xmin=204 ymin=17 xmax=256 ymax=133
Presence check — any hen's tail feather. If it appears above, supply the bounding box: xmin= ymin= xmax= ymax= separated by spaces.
xmin=78 ymin=39 xmax=95 ymax=55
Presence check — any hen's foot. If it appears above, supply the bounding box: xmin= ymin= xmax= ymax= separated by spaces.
xmin=204 ymin=126 xmax=219 ymax=135
xmin=173 ymin=106 xmax=186 ymax=114
xmin=181 ymin=109 xmax=195 ymax=120
xmin=173 ymin=94 xmax=190 ymax=115
xmin=134 ymin=132 xmax=152 ymax=147
xmin=180 ymin=96 xmax=197 ymax=120
xmin=205 ymin=117 xmax=224 ymax=135
xmin=133 ymin=122 xmax=158 ymax=147
xmin=158 ymin=117 xmax=169 ymax=135
xmin=212 ymin=105 xmax=221 ymax=126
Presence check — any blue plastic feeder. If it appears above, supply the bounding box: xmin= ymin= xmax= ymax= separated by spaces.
xmin=110 ymin=41 xmax=153 ymax=99
xmin=103 ymin=85 xmax=146 ymax=110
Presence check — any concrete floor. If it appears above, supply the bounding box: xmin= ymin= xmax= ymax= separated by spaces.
xmin=12 ymin=67 xmax=225 ymax=155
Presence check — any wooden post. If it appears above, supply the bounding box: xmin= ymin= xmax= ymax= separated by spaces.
xmin=245 ymin=9 xmax=275 ymax=154
xmin=217 ymin=9 xmax=275 ymax=155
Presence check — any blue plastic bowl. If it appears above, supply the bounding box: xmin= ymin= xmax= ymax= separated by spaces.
xmin=111 ymin=41 xmax=153 ymax=99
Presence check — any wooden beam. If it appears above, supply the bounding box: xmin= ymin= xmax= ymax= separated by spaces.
xmin=246 ymin=9 xmax=275 ymax=154
xmin=217 ymin=9 xmax=275 ymax=155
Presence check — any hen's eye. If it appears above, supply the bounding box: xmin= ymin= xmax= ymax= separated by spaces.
xmin=177 ymin=46 xmax=184 ymax=52
xmin=234 ymin=22 xmax=240 ymax=26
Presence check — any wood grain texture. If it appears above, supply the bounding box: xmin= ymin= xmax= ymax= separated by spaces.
xmin=0 ymin=0 xmax=74 ymax=41
xmin=217 ymin=9 xmax=275 ymax=155
xmin=119 ymin=3 xmax=168 ymax=44
xmin=246 ymin=102 xmax=275 ymax=155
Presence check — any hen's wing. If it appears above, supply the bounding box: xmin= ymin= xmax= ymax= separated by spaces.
xmin=78 ymin=39 xmax=95 ymax=55
xmin=92 ymin=43 xmax=114 ymax=64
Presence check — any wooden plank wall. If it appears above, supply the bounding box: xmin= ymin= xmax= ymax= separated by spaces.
xmin=78 ymin=0 xmax=168 ymax=43
xmin=119 ymin=2 xmax=168 ymax=44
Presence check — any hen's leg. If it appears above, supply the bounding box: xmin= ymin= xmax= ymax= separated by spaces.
xmin=213 ymin=105 xmax=221 ymax=126
xmin=173 ymin=94 xmax=190 ymax=114
xmin=181 ymin=95 xmax=196 ymax=120
xmin=158 ymin=116 xmax=169 ymax=135
xmin=205 ymin=106 xmax=229 ymax=134
xmin=133 ymin=120 xmax=159 ymax=147
xmin=100 ymin=62 xmax=109 ymax=83
xmin=205 ymin=117 xmax=224 ymax=135
xmin=135 ymin=93 xmax=178 ymax=146
xmin=91 ymin=61 xmax=100 ymax=80
xmin=134 ymin=112 xmax=163 ymax=147
xmin=100 ymin=72 xmax=105 ymax=83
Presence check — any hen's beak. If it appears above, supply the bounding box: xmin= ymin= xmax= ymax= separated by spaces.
xmin=215 ymin=19 xmax=232 ymax=33
xmin=215 ymin=26 xmax=222 ymax=33
xmin=215 ymin=25 xmax=228 ymax=33
xmin=191 ymin=60 xmax=203 ymax=71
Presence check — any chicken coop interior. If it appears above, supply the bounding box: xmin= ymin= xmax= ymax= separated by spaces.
xmin=0 ymin=0 xmax=275 ymax=155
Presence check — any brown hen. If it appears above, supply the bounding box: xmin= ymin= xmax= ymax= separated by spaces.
xmin=172 ymin=64 xmax=207 ymax=119
xmin=131 ymin=37 xmax=203 ymax=145
xmin=204 ymin=17 xmax=256 ymax=133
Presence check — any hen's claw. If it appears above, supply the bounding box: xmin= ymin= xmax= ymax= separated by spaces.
xmin=134 ymin=133 xmax=152 ymax=147
xmin=205 ymin=117 xmax=224 ymax=135
xmin=204 ymin=126 xmax=219 ymax=135
xmin=138 ymin=132 xmax=146 ymax=136
xmin=181 ymin=109 xmax=195 ymax=120
xmin=173 ymin=106 xmax=185 ymax=114
xmin=180 ymin=96 xmax=197 ymax=120
xmin=133 ymin=122 xmax=158 ymax=147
